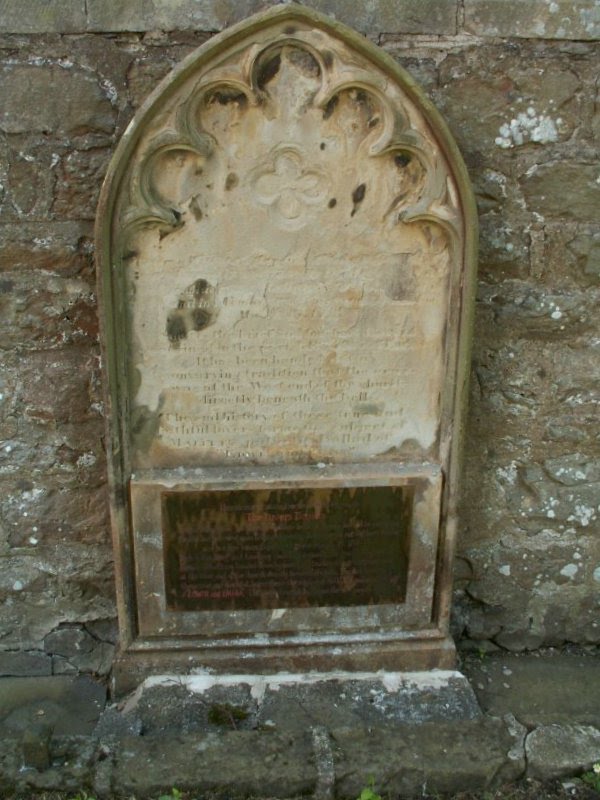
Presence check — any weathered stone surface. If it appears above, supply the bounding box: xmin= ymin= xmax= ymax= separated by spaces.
xmin=0 ymin=676 xmax=106 ymax=736
xmin=93 ymin=706 xmax=143 ymax=740
xmin=22 ymin=723 xmax=52 ymax=771
xmin=0 ymin=222 xmax=94 ymax=275
xmin=17 ymin=349 xmax=101 ymax=423
xmin=85 ymin=617 xmax=119 ymax=645
xmin=3 ymin=136 xmax=58 ymax=220
xmin=14 ymin=735 xmax=99 ymax=794
xmin=522 ymin=163 xmax=600 ymax=223
xmin=129 ymin=673 xmax=480 ymax=739
xmin=526 ymin=725 xmax=600 ymax=780
xmin=0 ymin=651 xmax=52 ymax=677
xmin=256 ymin=675 xmax=481 ymax=732
xmin=1 ymin=475 xmax=108 ymax=549
xmin=333 ymin=717 xmax=525 ymax=797
xmin=0 ymin=547 xmax=116 ymax=651
xmin=435 ymin=44 xmax=583 ymax=164
xmin=0 ymin=63 xmax=115 ymax=136
xmin=463 ymin=653 xmax=600 ymax=727
xmin=52 ymin=148 xmax=112 ymax=220
xmin=113 ymin=732 xmax=317 ymax=797
xmin=44 ymin=626 xmax=96 ymax=659
xmin=66 ymin=642 xmax=115 ymax=676
xmin=0 ymin=273 xmax=99 ymax=349
xmin=86 ymin=0 xmax=458 ymax=35
xmin=567 ymin=229 xmax=600 ymax=283
xmin=465 ymin=0 xmax=600 ymax=40
xmin=0 ymin=0 xmax=87 ymax=33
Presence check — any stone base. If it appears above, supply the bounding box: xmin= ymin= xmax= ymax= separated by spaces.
xmin=117 ymin=667 xmax=481 ymax=729
xmin=111 ymin=635 xmax=457 ymax=696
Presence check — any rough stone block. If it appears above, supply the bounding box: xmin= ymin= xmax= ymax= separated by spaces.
xmin=333 ymin=717 xmax=525 ymax=797
xmin=463 ymin=653 xmax=600 ymax=727
xmin=0 ymin=676 xmax=106 ymax=737
xmin=0 ymin=63 xmax=115 ymax=136
xmin=86 ymin=0 xmax=458 ymax=35
xmin=1 ymin=478 xmax=109 ymax=548
xmin=3 ymin=137 xmax=58 ymax=220
xmin=18 ymin=349 xmax=100 ymax=425
xmin=522 ymin=162 xmax=600 ymax=222
xmin=0 ymin=272 xmax=98 ymax=350
xmin=0 ymin=651 xmax=52 ymax=677
xmin=526 ymin=724 xmax=600 ymax=779
xmin=476 ymin=280 xmax=598 ymax=339
xmin=435 ymin=44 xmax=582 ymax=165
xmin=0 ymin=0 xmax=87 ymax=33
xmin=52 ymin=149 xmax=112 ymax=221
xmin=0 ymin=222 xmax=94 ymax=276
xmin=0 ymin=548 xmax=116 ymax=652
xmin=113 ymin=732 xmax=317 ymax=797
xmin=22 ymin=724 xmax=52 ymax=771
xmin=465 ymin=0 xmax=600 ymax=40
xmin=567 ymin=229 xmax=600 ymax=283
xmin=44 ymin=627 xmax=96 ymax=659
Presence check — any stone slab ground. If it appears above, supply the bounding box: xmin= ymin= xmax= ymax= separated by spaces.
xmin=0 ymin=650 xmax=599 ymax=798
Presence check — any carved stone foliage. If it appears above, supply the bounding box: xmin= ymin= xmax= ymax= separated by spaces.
xmin=110 ymin=13 xmax=466 ymax=468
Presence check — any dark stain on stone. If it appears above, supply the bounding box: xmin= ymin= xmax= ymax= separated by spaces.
xmin=368 ymin=116 xmax=380 ymax=128
xmin=167 ymin=278 xmax=217 ymax=345
xmin=322 ymin=50 xmax=334 ymax=69
xmin=225 ymin=172 xmax=239 ymax=191
xmin=194 ymin=279 xmax=208 ymax=297
xmin=284 ymin=25 xmax=297 ymax=35
xmin=0 ymin=279 xmax=15 ymax=293
xmin=208 ymin=703 xmax=249 ymax=728
xmin=257 ymin=53 xmax=281 ymax=89
xmin=160 ymin=210 xmax=183 ymax=239
xmin=211 ymin=89 xmax=247 ymax=108
xmin=122 ymin=249 xmax=138 ymax=261
xmin=395 ymin=152 xmax=412 ymax=168
xmin=328 ymin=198 xmax=337 ymax=208
xmin=323 ymin=94 xmax=338 ymax=120
xmin=351 ymin=183 xmax=366 ymax=216
xmin=320 ymin=142 xmax=326 ymax=150
xmin=191 ymin=308 xmax=211 ymax=331
xmin=131 ymin=404 xmax=162 ymax=452
xmin=166 ymin=313 xmax=187 ymax=343
xmin=190 ymin=196 xmax=203 ymax=221
xmin=354 ymin=402 xmax=384 ymax=416
xmin=287 ymin=47 xmax=320 ymax=78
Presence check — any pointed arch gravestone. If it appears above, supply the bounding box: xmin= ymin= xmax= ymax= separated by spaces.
xmin=96 ymin=5 xmax=477 ymax=689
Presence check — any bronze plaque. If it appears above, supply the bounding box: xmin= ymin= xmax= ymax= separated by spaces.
xmin=162 ymin=486 xmax=412 ymax=611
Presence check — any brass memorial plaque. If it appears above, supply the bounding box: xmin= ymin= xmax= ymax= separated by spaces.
xmin=162 ymin=487 xmax=412 ymax=611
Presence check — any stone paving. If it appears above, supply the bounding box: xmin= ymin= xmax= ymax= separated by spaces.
xmin=0 ymin=651 xmax=599 ymax=798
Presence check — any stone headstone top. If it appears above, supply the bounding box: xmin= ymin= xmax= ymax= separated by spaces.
xmin=96 ymin=5 xmax=477 ymax=685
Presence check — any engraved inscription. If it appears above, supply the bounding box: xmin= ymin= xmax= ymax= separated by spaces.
xmin=162 ymin=486 xmax=412 ymax=611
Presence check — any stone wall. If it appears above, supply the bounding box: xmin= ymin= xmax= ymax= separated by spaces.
xmin=0 ymin=0 xmax=598 ymax=678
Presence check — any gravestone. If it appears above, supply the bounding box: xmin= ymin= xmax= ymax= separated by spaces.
xmin=96 ymin=5 xmax=477 ymax=692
